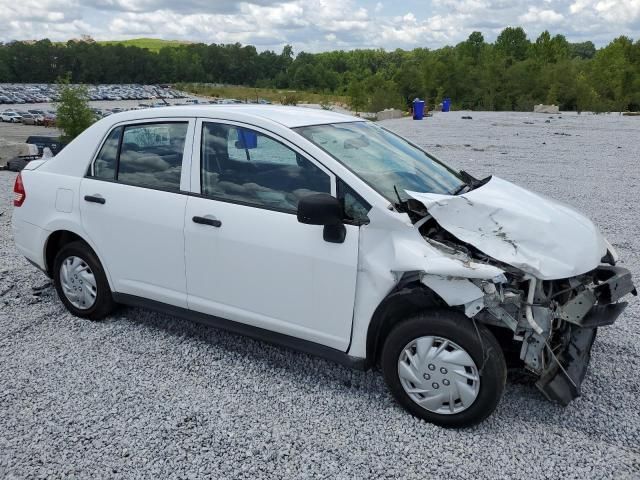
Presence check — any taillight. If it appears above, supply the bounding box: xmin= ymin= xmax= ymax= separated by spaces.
xmin=13 ymin=173 xmax=26 ymax=207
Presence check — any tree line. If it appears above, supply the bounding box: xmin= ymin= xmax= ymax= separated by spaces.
xmin=1 ymin=27 xmax=639 ymax=112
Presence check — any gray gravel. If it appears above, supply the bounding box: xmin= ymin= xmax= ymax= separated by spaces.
xmin=1 ymin=111 xmax=639 ymax=479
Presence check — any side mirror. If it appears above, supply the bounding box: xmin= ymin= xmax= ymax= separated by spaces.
xmin=297 ymin=193 xmax=346 ymax=244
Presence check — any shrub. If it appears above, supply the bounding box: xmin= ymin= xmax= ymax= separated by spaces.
xmin=56 ymin=78 xmax=96 ymax=143
xmin=281 ymin=94 xmax=300 ymax=105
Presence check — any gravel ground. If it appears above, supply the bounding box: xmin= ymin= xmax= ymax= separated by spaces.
xmin=0 ymin=122 xmax=61 ymax=145
xmin=1 ymin=111 xmax=639 ymax=479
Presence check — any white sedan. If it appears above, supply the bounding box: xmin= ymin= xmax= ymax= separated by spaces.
xmin=1 ymin=111 xmax=23 ymax=123
xmin=11 ymin=105 xmax=636 ymax=427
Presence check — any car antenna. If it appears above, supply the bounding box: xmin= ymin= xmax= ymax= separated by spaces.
xmin=153 ymin=87 xmax=170 ymax=106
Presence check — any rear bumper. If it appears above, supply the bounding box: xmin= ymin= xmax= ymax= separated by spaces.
xmin=11 ymin=217 xmax=47 ymax=271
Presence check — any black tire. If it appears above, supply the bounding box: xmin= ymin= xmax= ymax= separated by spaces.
xmin=381 ymin=309 xmax=506 ymax=428
xmin=53 ymin=240 xmax=115 ymax=320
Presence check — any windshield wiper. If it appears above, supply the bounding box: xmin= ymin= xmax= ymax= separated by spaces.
xmin=452 ymin=183 xmax=469 ymax=195
xmin=393 ymin=185 xmax=408 ymax=212
xmin=455 ymin=170 xmax=491 ymax=194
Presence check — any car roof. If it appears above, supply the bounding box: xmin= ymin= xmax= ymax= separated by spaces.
xmin=108 ymin=105 xmax=363 ymax=128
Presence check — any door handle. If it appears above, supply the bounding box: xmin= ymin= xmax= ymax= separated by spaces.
xmin=192 ymin=216 xmax=222 ymax=228
xmin=84 ymin=195 xmax=105 ymax=204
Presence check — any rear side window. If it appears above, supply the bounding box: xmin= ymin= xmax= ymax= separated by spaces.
xmin=93 ymin=127 xmax=121 ymax=180
xmin=118 ymin=123 xmax=188 ymax=190
xmin=90 ymin=122 xmax=188 ymax=191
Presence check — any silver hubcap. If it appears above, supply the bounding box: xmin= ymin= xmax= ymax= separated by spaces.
xmin=60 ymin=256 xmax=97 ymax=310
xmin=397 ymin=336 xmax=480 ymax=415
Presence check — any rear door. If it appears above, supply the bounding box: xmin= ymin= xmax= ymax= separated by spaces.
xmin=80 ymin=119 xmax=195 ymax=307
xmin=184 ymin=120 xmax=360 ymax=350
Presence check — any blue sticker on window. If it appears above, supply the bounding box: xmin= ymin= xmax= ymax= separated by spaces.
xmin=237 ymin=129 xmax=258 ymax=149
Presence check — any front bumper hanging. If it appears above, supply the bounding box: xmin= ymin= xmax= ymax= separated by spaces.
xmin=536 ymin=266 xmax=636 ymax=405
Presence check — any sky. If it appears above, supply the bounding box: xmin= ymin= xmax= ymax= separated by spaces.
xmin=0 ymin=0 xmax=639 ymax=52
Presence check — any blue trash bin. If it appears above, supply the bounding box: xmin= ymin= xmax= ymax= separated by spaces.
xmin=412 ymin=99 xmax=425 ymax=120
xmin=442 ymin=97 xmax=451 ymax=112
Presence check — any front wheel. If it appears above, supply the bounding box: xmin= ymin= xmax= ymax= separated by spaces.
xmin=381 ymin=310 xmax=506 ymax=428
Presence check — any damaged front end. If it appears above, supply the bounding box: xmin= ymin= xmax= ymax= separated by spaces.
xmin=474 ymin=266 xmax=636 ymax=405
xmin=400 ymin=176 xmax=637 ymax=405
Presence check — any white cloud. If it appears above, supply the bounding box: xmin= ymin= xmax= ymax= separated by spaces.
xmin=0 ymin=1 xmax=81 ymax=23
xmin=570 ymin=0 xmax=640 ymax=22
xmin=519 ymin=7 xmax=564 ymax=25
xmin=0 ymin=0 xmax=637 ymax=50
xmin=403 ymin=12 xmax=417 ymax=23
xmin=440 ymin=0 xmax=488 ymax=14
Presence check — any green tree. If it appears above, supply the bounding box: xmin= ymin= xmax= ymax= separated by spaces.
xmin=495 ymin=27 xmax=530 ymax=62
xmin=575 ymin=72 xmax=599 ymax=112
xmin=590 ymin=36 xmax=636 ymax=111
xmin=533 ymin=31 xmax=569 ymax=64
xmin=1 ymin=30 xmax=637 ymax=114
xmin=56 ymin=78 xmax=96 ymax=143
xmin=569 ymin=41 xmax=596 ymax=59
xmin=464 ymin=31 xmax=485 ymax=64
xmin=347 ymin=80 xmax=367 ymax=113
xmin=394 ymin=63 xmax=424 ymax=104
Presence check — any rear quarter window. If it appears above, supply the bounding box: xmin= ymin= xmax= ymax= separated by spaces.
xmin=92 ymin=127 xmax=121 ymax=180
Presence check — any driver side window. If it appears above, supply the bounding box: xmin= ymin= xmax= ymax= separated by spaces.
xmin=227 ymin=127 xmax=298 ymax=165
xmin=201 ymin=122 xmax=331 ymax=212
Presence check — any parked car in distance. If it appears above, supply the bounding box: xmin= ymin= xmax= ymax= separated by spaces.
xmin=11 ymin=106 xmax=637 ymax=428
xmin=1 ymin=111 xmax=22 ymax=122
xmin=19 ymin=112 xmax=38 ymax=125
xmin=28 ymin=109 xmax=46 ymax=124
xmin=0 ymin=83 xmax=187 ymax=106
xmin=43 ymin=112 xmax=57 ymax=127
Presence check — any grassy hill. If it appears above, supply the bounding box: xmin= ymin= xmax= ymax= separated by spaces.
xmin=178 ymin=83 xmax=349 ymax=107
xmin=96 ymin=38 xmax=193 ymax=52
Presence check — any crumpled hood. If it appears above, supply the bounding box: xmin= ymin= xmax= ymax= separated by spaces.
xmin=407 ymin=176 xmax=608 ymax=280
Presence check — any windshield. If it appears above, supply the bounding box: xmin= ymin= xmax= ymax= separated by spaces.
xmin=294 ymin=122 xmax=465 ymax=203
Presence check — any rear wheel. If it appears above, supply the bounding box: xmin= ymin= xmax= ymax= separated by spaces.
xmin=53 ymin=241 xmax=115 ymax=320
xmin=381 ymin=310 xmax=506 ymax=428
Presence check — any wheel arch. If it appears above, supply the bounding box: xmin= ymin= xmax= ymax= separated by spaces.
xmin=365 ymin=272 xmax=447 ymax=368
xmin=43 ymin=229 xmax=114 ymax=290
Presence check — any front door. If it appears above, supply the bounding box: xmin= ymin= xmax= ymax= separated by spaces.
xmin=184 ymin=121 xmax=359 ymax=350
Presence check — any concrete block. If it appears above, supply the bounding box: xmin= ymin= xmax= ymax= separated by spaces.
xmin=376 ymin=108 xmax=404 ymax=121
xmin=534 ymin=104 xmax=560 ymax=114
